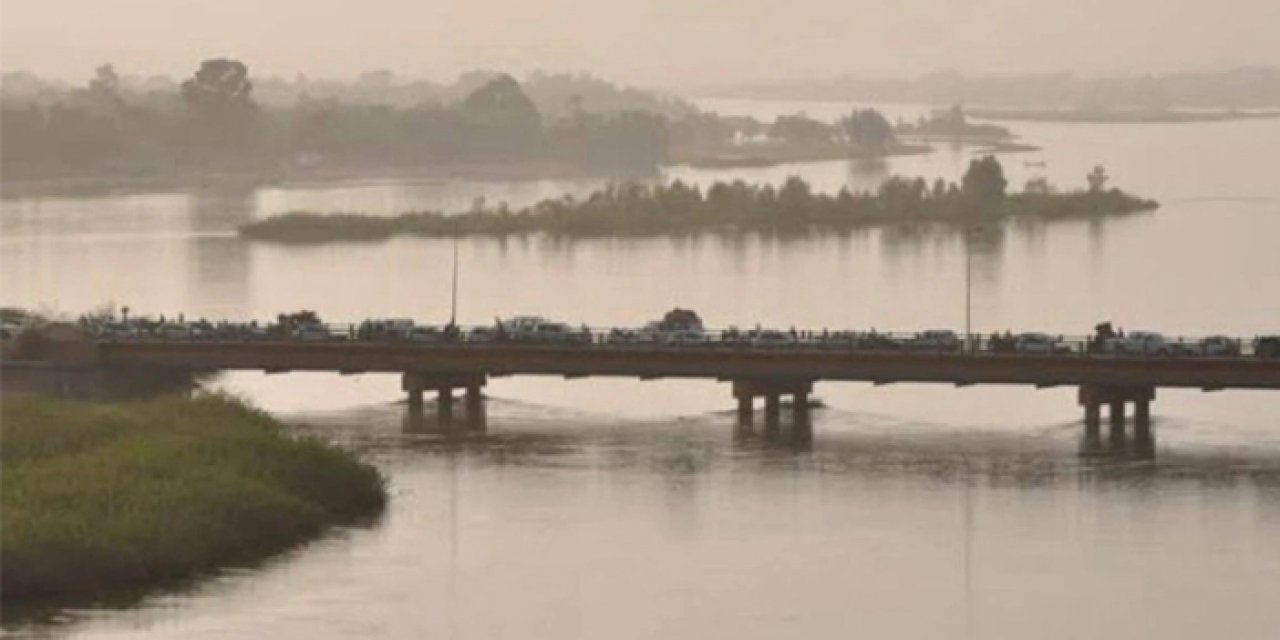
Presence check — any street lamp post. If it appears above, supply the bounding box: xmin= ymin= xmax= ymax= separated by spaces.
xmin=965 ymin=238 xmax=972 ymax=354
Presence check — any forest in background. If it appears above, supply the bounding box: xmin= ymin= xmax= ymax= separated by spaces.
xmin=1 ymin=61 xmax=1030 ymax=189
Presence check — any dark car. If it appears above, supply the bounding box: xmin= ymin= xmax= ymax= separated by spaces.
xmin=1255 ymin=336 xmax=1280 ymax=359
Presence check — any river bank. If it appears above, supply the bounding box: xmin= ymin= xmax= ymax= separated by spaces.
xmin=0 ymin=395 xmax=386 ymax=611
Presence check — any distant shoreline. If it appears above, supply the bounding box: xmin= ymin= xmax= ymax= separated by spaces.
xmin=0 ymin=161 xmax=658 ymax=200
xmin=670 ymin=142 xmax=933 ymax=169
xmin=967 ymin=108 xmax=1280 ymax=124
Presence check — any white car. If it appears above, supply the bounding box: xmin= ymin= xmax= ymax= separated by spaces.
xmin=525 ymin=321 xmax=591 ymax=344
xmin=1013 ymin=332 xmax=1069 ymax=354
xmin=661 ymin=329 xmax=709 ymax=346
xmin=1104 ymin=330 xmax=1173 ymax=355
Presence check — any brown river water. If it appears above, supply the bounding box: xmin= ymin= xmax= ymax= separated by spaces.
xmin=2 ymin=102 xmax=1278 ymax=638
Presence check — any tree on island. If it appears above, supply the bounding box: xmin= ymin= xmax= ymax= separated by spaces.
xmin=961 ymin=155 xmax=1008 ymax=205
xmin=841 ymin=108 xmax=897 ymax=153
xmin=1087 ymin=165 xmax=1110 ymax=192
xmin=768 ymin=114 xmax=833 ymax=146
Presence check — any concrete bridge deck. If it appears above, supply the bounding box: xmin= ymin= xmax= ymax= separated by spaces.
xmin=7 ymin=334 xmax=1279 ymax=445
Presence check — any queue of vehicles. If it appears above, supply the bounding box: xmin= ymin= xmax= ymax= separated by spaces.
xmin=67 ymin=309 xmax=1280 ymax=359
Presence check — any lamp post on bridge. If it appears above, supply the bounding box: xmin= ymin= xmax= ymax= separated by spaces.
xmin=965 ymin=233 xmax=972 ymax=354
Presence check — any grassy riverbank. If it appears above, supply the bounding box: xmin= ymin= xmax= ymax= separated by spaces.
xmin=239 ymin=174 xmax=1158 ymax=244
xmin=0 ymin=395 xmax=386 ymax=605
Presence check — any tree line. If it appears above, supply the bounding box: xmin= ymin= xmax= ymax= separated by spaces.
xmin=239 ymin=156 xmax=1158 ymax=242
xmin=2 ymin=60 xmax=965 ymax=183
xmin=0 ymin=60 xmax=680 ymax=180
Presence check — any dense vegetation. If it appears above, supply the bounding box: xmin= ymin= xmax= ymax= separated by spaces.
xmin=2 ymin=60 xmax=971 ymax=187
xmin=0 ymin=62 xmax=682 ymax=182
xmin=0 ymin=395 xmax=386 ymax=603
xmin=240 ymin=157 xmax=1157 ymax=243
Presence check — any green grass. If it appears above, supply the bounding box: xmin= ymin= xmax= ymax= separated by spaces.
xmin=0 ymin=394 xmax=386 ymax=603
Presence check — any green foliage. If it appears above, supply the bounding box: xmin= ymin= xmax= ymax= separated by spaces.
xmin=239 ymin=167 xmax=1158 ymax=243
xmin=0 ymin=395 xmax=386 ymax=602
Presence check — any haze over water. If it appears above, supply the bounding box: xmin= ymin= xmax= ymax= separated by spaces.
xmin=3 ymin=106 xmax=1280 ymax=638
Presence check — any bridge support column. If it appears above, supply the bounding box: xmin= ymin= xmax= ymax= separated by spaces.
xmin=1078 ymin=385 xmax=1156 ymax=445
xmin=466 ymin=385 xmax=485 ymax=430
xmin=1134 ymin=400 xmax=1152 ymax=442
xmin=736 ymin=396 xmax=754 ymax=427
xmin=764 ymin=394 xmax=781 ymax=433
xmin=793 ymin=391 xmax=813 ymax=442
xmin=731 ymin=378 xmax=813 ymax=440
xmin=438 ymin=389 xmax=454 ymax=423
xmin=1083 ymin=402 xmax=1101 ymax=438
xmin=407 ymin=388 xmax=424 ymax=415
xmin=1109 ymin=401 xmax=1126 ymax=438
xmin=403 ymin=372 xmax=487 ymax=426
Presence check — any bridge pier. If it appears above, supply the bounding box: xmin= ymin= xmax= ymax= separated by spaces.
xmin=466 ymin=385 xmax=485 ymax=430
xmin=737 ymin=396 xmax=754 ymax=428
xmin=438 ymin=389 xmax=454 ymax=422
xmin=1109 ymin=401 xmax=1126 ymax=439
xmin=764 ymin=394 xmax=781 ymax=433
xmin=732 ymin=378 xmax=813 ymax=439
xmin=403 ymin=372 xmax=487 ymax=428
xmin=1084 ymin=403 xmax=1101 ymax=438
xmin=1078 ymin=384 xmax=1156 ymax=444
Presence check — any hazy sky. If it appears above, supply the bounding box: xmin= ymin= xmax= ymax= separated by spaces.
xmin=3 ymin=0 xmax=1279 ymax=87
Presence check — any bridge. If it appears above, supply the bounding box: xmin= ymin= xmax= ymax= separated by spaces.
xmin=11 ymin=323 xmax=1277 ymax=446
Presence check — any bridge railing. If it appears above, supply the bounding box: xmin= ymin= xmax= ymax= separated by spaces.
xmin=81 ymin=319 xmax=1278 ymax=360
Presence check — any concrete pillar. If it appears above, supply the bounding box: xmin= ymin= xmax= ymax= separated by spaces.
xmin=1109 ymin=401 xmax=1126 ymax=438
xmin=407 ymin=388 xmax=424 ymax=415
xmin=737 ymin=396 xmax=753 ymax=427
xmin=465 ymin=385 xmax=485 ymax=430
xmin=792 ymin=392 xmax=813 ymax=443
xmin=1084 ymin=402 xmax=1101 ymax=437
xmin=438 ymin=388 xmax=454 ymax=422
xmin=794 ymin=392 xmax=810 ymax=423
xmin=1133 ymin=400 xmax=1152 ymax=441
xmin=764 ymin=394 xmax=781 ymax=432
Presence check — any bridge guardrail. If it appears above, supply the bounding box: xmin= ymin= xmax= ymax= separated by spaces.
xmin=76 ymin=319 xmax=1280 ymax=361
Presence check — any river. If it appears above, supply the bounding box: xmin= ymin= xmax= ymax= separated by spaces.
xmin=2 ymin=102 xmax=1279 ymax=639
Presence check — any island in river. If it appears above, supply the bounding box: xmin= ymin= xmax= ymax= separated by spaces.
xmin=240 ymin=157 xmax=1157 ymax=243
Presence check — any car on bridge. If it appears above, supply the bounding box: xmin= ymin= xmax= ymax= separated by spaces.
xmin=1103 ymin=330 xmax=1175 ymax=356
xmin=1256 ymin=336 xmax=1280 ymax=359
xmin=1180 ymin=335 xmax=1242 ymax=357
xmin=662 ymin=329 xmax=710 ymax=346
xmin=500 ymin=316 xmax=591 ymax=344
xmin=1012 ymin=332 xmax=1071 ymax=354
xmin=750 ymin=329 xmax=797 ymax=348
xmin=910 ymin=330 xmax=961 ymax=352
